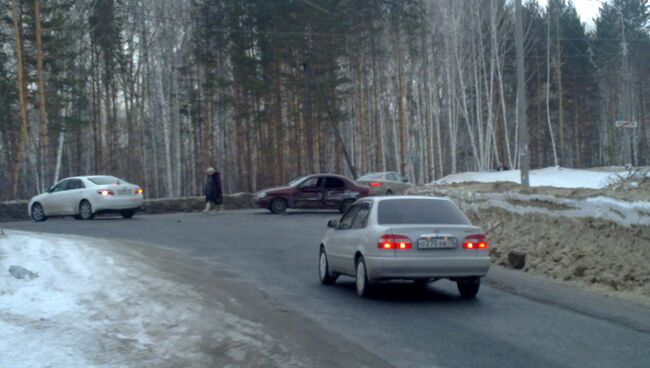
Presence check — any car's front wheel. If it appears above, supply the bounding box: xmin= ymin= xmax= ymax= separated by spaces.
xmin=355 ymin=256 xmax=374 ymax=298
xmin=78 ymin=200 xmax=95 ymax=220
xmin=457 ymin=278 xmax=480 ymax=298
xmin=269 ymin=198 xmax=288 ymax=214
xmin=31 ymin=203 xmax=47 ymax=222
xmin=319 ymin=248 xmax=338 ymax=285
xmin=120 ymin=210 xmax=136 ymax=219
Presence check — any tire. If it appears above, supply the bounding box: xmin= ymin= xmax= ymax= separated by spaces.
xmin=386 ymin=189 xmax=393 ymax=195
xmin=355 ymin=256 xmax=374 ymax=298
xmin=457 ymin=278 xmax=480 ymax=298
xmin=319 ymin=248 xmax=338 ymax=285
xmin=269 ymin=198 xmax=288 ymax=214
xmin=31 ymin=203 xmax=47 ymax=222
xmin=78 ymin=200 xmax=95 ymax=220
xmin=339 ymin=199 xmax=355 ymax=214
xmin=120 ymin=210 xmax=136 ymax=219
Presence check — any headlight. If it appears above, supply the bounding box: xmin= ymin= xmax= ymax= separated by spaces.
xmin=256 ymin=192 xmax=267 ymax=199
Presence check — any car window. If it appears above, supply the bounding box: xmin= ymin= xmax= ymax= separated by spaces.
xmin=88 ymin=176 xmax=121 ymax=185
xmin=51 ymin=180 xmax=70 ymax=192
xmin=66 ymin=179 xmax=85 ymax=190
xmin=387 ymin=173 xmax=399 ymax=181
xmin=324 ymin=177 xmax=345 ymax=189
xmin=338 ymin=205 xmax=361 ymax=230
xmin=377 ymin=199 xmax=470 ymax=225
xmin=351 ymin=203 xmax=371 ymax=229
xmin=298 ymin=177 xmax=321 ymax=189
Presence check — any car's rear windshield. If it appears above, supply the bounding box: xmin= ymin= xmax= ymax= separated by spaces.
xmin=88 ymin=176 xmax=121 ymax=185
xmin=377 ymin=198 xmax=470 ymax=225
xmin=359 ymin=173 xmax=384 ymax=180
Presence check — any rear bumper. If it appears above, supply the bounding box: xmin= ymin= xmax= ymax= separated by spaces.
xmin=364 ymin=256 xmax=491 ymax=280
xmin=94 ymin=196 xmax=144 ymax=212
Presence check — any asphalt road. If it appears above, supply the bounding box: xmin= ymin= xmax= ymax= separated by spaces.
xmin=4 ymin=211 xmax=650 ymax=368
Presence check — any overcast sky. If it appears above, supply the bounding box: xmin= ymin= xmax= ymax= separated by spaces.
xmin=536 ymin=0 xmax=603 ymax=30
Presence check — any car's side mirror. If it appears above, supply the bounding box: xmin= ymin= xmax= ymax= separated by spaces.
xmin=402 ymin=178 xmax=409 ymax=183
xmin=46 ymin=187 xmax=53 ymax=193
xmin=327 ymin=220 xmax=338 ymax=228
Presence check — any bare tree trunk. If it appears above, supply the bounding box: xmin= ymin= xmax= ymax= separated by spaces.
xmin=34 ymin=0 xmax=49 ymax=191
xmin=11 ymin=0 xmax=30 ymax=198
xmin=545 ymin=8 xmax=559 ymax=167
xmin=53 ymin=130 xmax=65 ymax=184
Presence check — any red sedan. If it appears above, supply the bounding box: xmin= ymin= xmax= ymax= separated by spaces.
xmin=255 ymin=174 xmax=371 ymax=214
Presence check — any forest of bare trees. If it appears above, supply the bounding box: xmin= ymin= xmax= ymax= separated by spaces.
xmin=1 ymin=0 xmax=649 ymax=200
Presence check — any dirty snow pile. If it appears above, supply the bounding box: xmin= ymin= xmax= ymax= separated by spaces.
xmin=433 ymin=166 xmax=626 ymax=189
xmin=0 ymin=231 xmax=286 ymax=368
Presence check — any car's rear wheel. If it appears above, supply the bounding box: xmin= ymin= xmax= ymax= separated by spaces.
xmin=340 ymin=199 xmax=355 ymax=214
xmin=386 ymin=189 xmax=393 ymax=195
xmin=269 ymin=198 xmax=288 ymax=214
xmin=355 ymin=256 xmax=373 ymax=298
xmin=31 ymin=203 xmax=47 ymax=222
xmin=79 ymin=200 xmax=95 ymax=220
xmin=457 ymin=278 xmax=480 ymax=298
xmin=120 ymin=210 xmax=136 ymax=219
xmin=319 ymin=248 xmax=338 ymax=285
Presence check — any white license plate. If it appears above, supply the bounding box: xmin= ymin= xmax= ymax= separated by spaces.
xmin=417 ymin=238 xmax=457 ymax=249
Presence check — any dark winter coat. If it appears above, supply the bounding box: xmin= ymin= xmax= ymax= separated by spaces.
xmin=205 ymin=172 xmax=223 ymax=205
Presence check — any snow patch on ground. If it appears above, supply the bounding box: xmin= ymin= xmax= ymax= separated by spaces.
xmin=0 ymin=231 xmax=290 ymax=367
xmin=424 ymin=187 xmax=650 ymax=227
xmin=433 ymin=167 xmax=626 ymax=189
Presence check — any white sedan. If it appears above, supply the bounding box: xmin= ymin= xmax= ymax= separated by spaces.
xmin=318 ymin=196 xmax=491 ymax=298
xmin=29 ymin=176 xmax=144 ymax=222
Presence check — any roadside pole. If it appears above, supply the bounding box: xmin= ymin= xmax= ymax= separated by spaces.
xmin=515 ymin=0 xmax=530 ymax=187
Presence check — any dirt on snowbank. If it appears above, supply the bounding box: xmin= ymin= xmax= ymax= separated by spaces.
xmin=411 ymin=183 xmax=650 ymax=304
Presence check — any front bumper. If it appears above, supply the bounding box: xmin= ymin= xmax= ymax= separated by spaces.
xmin=255 ymin=196 xmax=271 ymax=208
xmin=364 ymin=256 xmax=491 ymax=281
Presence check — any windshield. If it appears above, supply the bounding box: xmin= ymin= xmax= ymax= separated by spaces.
xmin=87 ymin=176 xmax=122 ymax=185
xmin=377 ymin=198 xmax=470 ymax=225
xmin=288 ymin=176 xmax=308 ymax=186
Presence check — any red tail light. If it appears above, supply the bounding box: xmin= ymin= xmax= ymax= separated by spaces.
xmin=378 ymin=234 xmax=411 ymax=250
xmin=369 ymin=182 xmax=383 ymax=187
xmin=98 ymin=190 xmax=114 ymax=196
xmin=463 ymin=234 xmax=488 ymax=250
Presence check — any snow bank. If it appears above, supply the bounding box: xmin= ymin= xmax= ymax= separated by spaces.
xmin=433 ymin=167 xmax=626 ymax=189
xmin=0 ymin=231 xmax=286 ymax=367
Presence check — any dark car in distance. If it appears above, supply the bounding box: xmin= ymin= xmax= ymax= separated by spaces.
xmin=255 ymin=174 xmax=371 ymax=214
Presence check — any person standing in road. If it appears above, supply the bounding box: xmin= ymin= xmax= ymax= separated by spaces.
xmin=204 ymin=167 xmax=223 ymax=213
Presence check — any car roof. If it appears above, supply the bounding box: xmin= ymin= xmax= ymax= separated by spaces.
xmin=360 ymin=195 xmax=451 ymax=203
xmin=58 ymin=175 xmax=119 ymax=182
xmin=306 ymin=173 xmax=352 ymax=180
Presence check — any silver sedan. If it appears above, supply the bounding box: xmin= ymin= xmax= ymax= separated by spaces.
xmin=356 ymin=171 xmax=414 ymax=195
xmin=28 ymin=176 xmax=144 ymax=222
xmin=318 ymin=196 xmax=490 ymax=298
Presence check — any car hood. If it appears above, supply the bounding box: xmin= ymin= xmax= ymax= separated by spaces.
xmin=259 ymin=186 xmax=295 ymax=195
xmin=30 ymin=193 xmax=48 ymax=204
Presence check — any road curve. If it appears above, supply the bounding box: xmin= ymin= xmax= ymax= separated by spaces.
xmin=4 ymin=211 xmax=649 ymax=368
